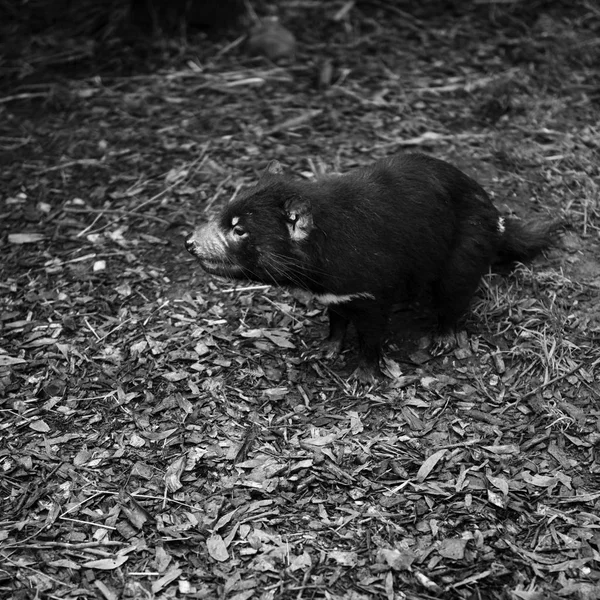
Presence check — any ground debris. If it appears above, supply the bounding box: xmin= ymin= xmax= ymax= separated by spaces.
xmin=1 ymin=2 xmax=600 ymax=599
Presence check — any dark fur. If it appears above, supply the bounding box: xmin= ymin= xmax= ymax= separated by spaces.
xmin=186 ymin=153 xmax=560 ymax=381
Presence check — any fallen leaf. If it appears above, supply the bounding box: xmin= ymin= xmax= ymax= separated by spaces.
xmin=207 ymin=533 xmax=229 ymax=562
xmin=29 ymin=420 xmax=51 ymax=433
xmin=417 ymin=449 xmax=447 ymax=482
xmin=8 ymin=233 xmax=45 ymax=244
xmin=328 ymin=550 xmax=358 ymax=567
xmin=120 ymin=493 xmax=151 ymax=529
xmin=521 ymin=471 xmax=558 ymax=487
xmin=151 ymin=566 xmax=183 ymax=594
xmin=83 ymin=555 xmax=129 ymax=569
xmin=289 ymin=551 xmax=312 ymax=572
xmin=348 ymin=411 xmax=364 ymax=434
xmin=165 ymin=455 xmax=186 ymax=492
xmin=48 ymin=559 xmax=81 ymax=569
xmin=0 ymin=355 xmax=27 ymax=366
xmin=487 ymin=474 xmax=509 ymax=495
xmin=263 ymin=330 xmax=295 ymax=349
xmin=482 ymin=444 xmax=520 ymax=455
xmin=154 ymin=545 xmax=172 ymax=573
xmin=378 ymin=548 xmax=416 ymax=571
xmin=94 ymin=580 xmax=118 ymax=600
xmin=487 ymin=489 xmax=505 ymax=508
xmin=438 ymin=538 xmax=468 ymax=560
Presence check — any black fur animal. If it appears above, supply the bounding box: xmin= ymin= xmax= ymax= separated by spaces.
xmin=186 ymin=153 xmax=559 ymax=381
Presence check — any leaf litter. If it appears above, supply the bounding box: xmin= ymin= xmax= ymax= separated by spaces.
xmin=1 ymin=2 xmax=600 ymax=599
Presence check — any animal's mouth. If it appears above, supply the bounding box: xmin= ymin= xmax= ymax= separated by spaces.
xmin=199 ymin=259 xmax=245 ymax=277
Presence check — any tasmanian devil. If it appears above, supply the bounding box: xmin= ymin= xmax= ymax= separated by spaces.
xmin=185 ymin=153 xmax=560 ymax=382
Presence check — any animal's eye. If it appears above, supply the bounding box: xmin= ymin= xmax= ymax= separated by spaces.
xmin=287 ymin=212 xmax=298 ymax=224
xmin=232 ymin=224 xmax=246 ymax=237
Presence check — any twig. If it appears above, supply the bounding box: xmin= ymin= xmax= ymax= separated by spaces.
xmin=205 ymin=175 xmax=235 ymax=212
xmin=38 ymin=159 xmax=107 ymax=173
xmin=58 ymin=517 xmax=116 ymax=530
xmin=84 ymin=317 xmax=101 ymax=341
xmin=333 ymin=1 xmax=355 ymax=21
xmin=215 ymin=35 xmax=247 ymax=58
xmin=264 ymin=109 xmax=323 ymax=136
xmin=0 ymin=92 xmax=49 ymax=104
xmin=62 ymin=207 xmax=171 ymax=225
xmin=4 ymin=541 xmax=126 ymax=550
xmin=134 ymin=145 xmax=210 ymax=211
xmin=1 ymin=555 xmax=71 ymax=587
xmin=361 ymin=0 xmax=426 ymax=33
xmin=373 ymin=131 xmax=489 ymax=150
xmin=520 ymin=361 xmax=587 ymax=400
xmin=222 ymin=284 xmax=271 ymax=293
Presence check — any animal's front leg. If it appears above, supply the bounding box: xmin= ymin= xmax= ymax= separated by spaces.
xmin=350 ymin=303 xmax=390 ymax=383
xmin=323 ymin=306 xmax=350 ymax=359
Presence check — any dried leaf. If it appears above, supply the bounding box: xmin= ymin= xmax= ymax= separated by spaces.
xmin=154 ymin=546 xmax=172 ymax=573
xmin=378 ymin=548 xmax=416 ymax=571
xmin=0 ymin=355 xmax=27 ymax=366
xmin=151 ymin=566 xmax=183 ymax=594
xmin=301 ymin=433 xmax=339 ymax=447
xmin=328 ymin=550 xmax=357 ymax=567
xmin=120 ymin=493 xmax=151 ymax=529
xmin=521 ymin=471 xmax=558 ymax=488
xmin=48 ymin=559 xmax=80 ymax=569
xmin=82 ymin=555 xmax=128 ymax=570
xmin=487 ymin=474 xmax=509 ymax=496
xmin=439 ymin=538 xmax=468 ymax=560
xmin=263 ymin=330 xmax=295 ymax=349
xmin=8 ymin=233 xmax=45 ymax=244
xmin=348 ymin=411 xmax=364 ymax=434
xmin=417 ymin=449 xmax=447 ymax=482
xmin=289 ymin=551 xmax=312 ymax=572
xmin=165 ymin=455 xmax=186 ymax=492
xmin=94 ymin=580 xmax=118 ymax=600
xmin=487 ymin=489 xmax=505 ymax=508
xmin=482 ymin=444 xmax=520 ymax=455
xmin=207 ymin=534 xmax=229 ymax=562
xmin=73 ymin=448 xmax=93 ymax=466
xmin=29 ymin=420 xmax=50 ymax=433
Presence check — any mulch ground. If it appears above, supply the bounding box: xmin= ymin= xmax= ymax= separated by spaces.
xmin=1 ymin=2 xmax=600 ymax=599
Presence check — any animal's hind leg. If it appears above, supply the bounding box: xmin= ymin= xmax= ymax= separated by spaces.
xmin=433 ymin=274 xmax=480 ymax=334
xmin=431 ymin=238 xmax=493 ymax=350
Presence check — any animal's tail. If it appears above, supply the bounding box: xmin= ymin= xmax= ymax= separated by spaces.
xmin=496 ymin=217 xmax=563 ymax=264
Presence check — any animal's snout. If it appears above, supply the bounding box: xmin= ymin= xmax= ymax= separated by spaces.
xmin=185 ymin=237 xmax=196 ymax=253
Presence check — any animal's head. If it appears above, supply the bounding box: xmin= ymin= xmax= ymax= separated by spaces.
xmin=185 ymin=161 xmax=314 ymax=286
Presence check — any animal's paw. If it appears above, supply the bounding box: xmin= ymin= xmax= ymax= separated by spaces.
xmin=349 ymin=361 xmax=387 ymax=385
xmin=322 ymin=337 xmax=344 ymax=360
xmin=428 ymin=330 xmax=469 ymax=357
xmin=350 ymin=366 xmax=379 ymax=385
xmin=381 ymin=356 xmax=403 ymax=379
xmin=429 ymin=332 xmax=458 ymax=356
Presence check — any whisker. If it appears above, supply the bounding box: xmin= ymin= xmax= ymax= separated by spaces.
xmin=275 ymin=254 xmax=333 ymax=278
xmin=261 ymin=252 xmax=323 ymax=289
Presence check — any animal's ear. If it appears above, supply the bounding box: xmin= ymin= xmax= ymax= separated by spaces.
xmin=284 ymin=197 xmax=313 ymax=242
xmin=262 ymin=160 xmax=284 ymax=178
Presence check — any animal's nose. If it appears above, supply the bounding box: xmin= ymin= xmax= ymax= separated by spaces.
xmin=185 ymin=237 xmax=195 ymax=253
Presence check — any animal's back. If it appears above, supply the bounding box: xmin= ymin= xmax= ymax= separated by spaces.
xmin=300 ymin=154 xmax=499 ymax=299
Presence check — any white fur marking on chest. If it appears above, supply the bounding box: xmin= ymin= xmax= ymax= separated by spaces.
xmin=497 ymin=216 xmax=506 ymax=234
xmin=314 ymin=292 xmax=376 ymax=305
